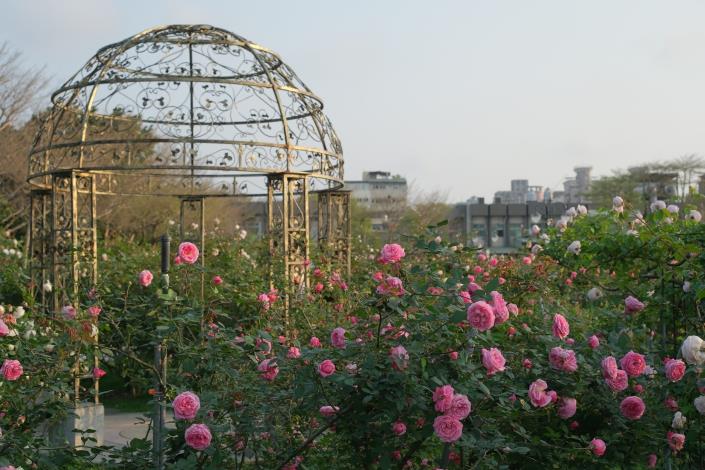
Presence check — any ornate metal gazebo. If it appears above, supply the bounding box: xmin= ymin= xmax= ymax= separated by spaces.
xmin=27 ymin=25 xmax=351 ymax=402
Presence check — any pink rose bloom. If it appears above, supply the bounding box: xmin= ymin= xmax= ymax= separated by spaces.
xmin=88 ymin=305 xmax=102 ymax=317
xmin=184 ymin=423 xmax=212 ymax=451
xmin=590 ymin=438 xmax=606 ymax=457
xmin=433 ymin=385 xmax=455 ymax=413
xmin=664 ymin=396 xmax=678 ymax=411
xmin=467 ymin=301 xmax=495 ymax=331
xmin=647 ymin=454 xmax=657 ymax=468
xmin=267 ymin=289 xmax=279 ymax=304
xmin=257 ymin=293 xmax=271 ymax=311
xmin=433 ymin=415 xmax=463 ymax=443
xmin=458 ymin=291 xmax=472 ymax=304
xmin=0 ymin=319 xmax=9 ymax=336
xmin=212 ymin=275 xmax=223 ymax=286
xmin=178 ymin=242 xmax=199 ymax=264
xmin=624 ymin=295 xmax=645 ymax=315
xmin=309 ymin=336 xmax=321 ymax=348
xmin=667 ymin=431 xmax=685 ymax=453
xmin=138 ymin=270 xmax=153 ymax=287
xmin=376 ymin=276 xmax=405 ymax=296
xmin=1 ymin=359 xmax=23 ymax=381
xmin=528 ymin=379 xmax=553 ymax=408
xmin=620 ymin=396 xmax=645 ymax=420
xmin=392 ymin=421 xmax=407 ymax=436
xmin=62 ymin=305 xmax=77 ymax=320
xmin=331 ymin=327 xmax=346 ymax=349
xmin=588 ymin=335 xmax=599 ymax=349
xmin=257 ymin=359 xmax=279 ymax=381
xmin=92 ymin=367 xmax=106 ymax=379
xmin=287 ymin=347 xmax=301 ymax=359
xmin=490 ymin=291 xmax=509 ymax=324
xmin=549 ymin=347 xmax=578 ymax=372
xmin=317 ymin=359 xmax=336 ymax=377
xmin=255 ymin=338 xmax=272 ymax=355
xmin=605 ymin=369 xmax=628 ymax=392
xmin=467 ymin=282 xmax=481 ymax=293
xmin=477 ymin=253 xmax=487 ymax=262
xmin=601 ymin=356 xmax=618 ymax=379
xmin=446 ymin=394 xmax=472 ymax=420
xmin=557 ymin=397 xmax=577 ymax=419
xmin=389 ymin=345 xmax=409 ymax=371
xmin=314 ymin=282 xmax=324 ymax=293
xmin=449 ymin=351 xmax=459 ymax=360
xmin=664 ymin=358 xmax=686 ymax=382
xmin=620 ymin=351 xmax=646 ymax=377
xmin=173 ymin=255 xmax=183 ymax=265
xmin=552 ymin=314 xmax=570 ymax=339
xmin=173 ymin=391 xmax=201 ymax=420
xmin=379 ymin=243 xmax=405 ymax=264
xmin=481 ymin=348 xmax=506 ymax=376
xmin=372 ymin=271 xmax=384 ymax=282
xmin=319 ymin=405 xmax=339 ymax=417
xmin=522 ymin=358 xmax=533 ymax=369
xmin=0 ymin=466 xmax=17 ymax=470
xmin=522 ymin=256 xmax=532 ymax=265
xmin=507 ymin=303 xmax=519 ymax=316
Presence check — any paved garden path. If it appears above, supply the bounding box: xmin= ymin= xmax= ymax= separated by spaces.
xmin=103 ymin=408 xmax=174 ymax=448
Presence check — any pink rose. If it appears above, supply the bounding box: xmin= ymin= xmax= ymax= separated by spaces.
xmin=314 ymin=282 xmax=324 ymax=293
xmin=88 ymin=305 xmax=102 ymax=317
xmin=664 ymin=358 xmax=685 ymax=382
xmin=445 ymin=394 xmax=472 ymax=420
xmin=481 ymin=348 xmax=506 ymax=376
xmin=319 ymin=405 xmax=339 ymax=417
xmin=178 ymin=242 xmax=199 ymax=264
xmin=433 ymin=385 xmax=455 ymax=413
xmin=1 ymin=359 xmax=23 ymax=381
xmin=590 ymin=438 xmax=606 ymax=457
xmin=257 ymin=359 xmax=279 ymax=381
xmin=528 ymin=379 xmax=553 ymax=408
xmin=624 ymin=296 xmax=645 ymax=315
xmin=620 ymin=351 xmax=646 ymax=377
xmin=449 ymin=351 xmax=459 ymax=360
xmin=667 ymin=431 xmax=685 ymax=453
xmin=257 ymin=293 xmax=271 ymax=311
xmin=138 ymin=270 xmax=153 ymax=287
xmin=173 ymin=391 xmax=201 ymax=420
xmin=552 ymin=314 xmax=570 ymax=339
xmin=173 ymin=255 xmax=183 ymax=265
xmin=490 ymin=291 xmax=509 ymax=324
xmin=620 ymin=396 xmax=645 ymax=420
xmin=392 ymin=421 xmax=407 ymax=436
xmin=467 ymin=282 xmax=481 ymax=293
xmin=601 ymin=356 xmax=618 ymax=380
xmin=318 ymin=359 xmax=336 ymax=377
xmin=588 ymin=335 xmax=599 ymax=349
xmin=212 ymin=275 xmax=223 ymax=285
xmin=507 ymin=303 xmax=519 ymax=316
xmin=331 ymin=327 xmax=346 ymax=349
xmin=389 ymin=345 xmax=409 ymax=371
xmin=664 ymin=396 xmax=679 ymax=411
xmin=433 ymin=415 xmax=463 ymax=443
xmin=62 ymin=305 xmax=77 ymax=320
xmin=92 ymin=367 xmax=106 ymax=379
xmin=557 ymin=397 xmax=577 ymax=419
xmin=379 ymin=243 xmax=405 ymax=264
xmin=467 ymin=301 xmax=495 ymax=331
xmin=605 ymin=369 xmax=628 ymax=392
xmin=309 ymin=336 xmax=321 ymax=348
xmin=287 ymin=347 xmax=301 ymax=359
xmin=376 ymin=276 xmax=405 ymax=296
xmin=184 ymin=423 xmax=212 ymax=450
xmin=549 ymin=347 xmax=578 ymax=372
xmin=647 ymin=454 xmax=657 ymax=468
xmin=0 ymin=319 xmax=9 ymax=336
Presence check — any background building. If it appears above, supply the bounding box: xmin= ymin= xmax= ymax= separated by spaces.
xmin=345 ymin=171 xmax=408 ymax=231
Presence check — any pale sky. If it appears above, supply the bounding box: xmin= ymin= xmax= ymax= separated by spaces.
xmin=3 ymin=0 xmax=705 ymax=202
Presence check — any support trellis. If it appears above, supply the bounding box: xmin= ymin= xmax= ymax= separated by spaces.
xmin=317 ymin=189 xmax=352 ymax=278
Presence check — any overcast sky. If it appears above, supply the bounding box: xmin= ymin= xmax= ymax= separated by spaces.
xmin=3 ymin=0 xmax=705 ymax=202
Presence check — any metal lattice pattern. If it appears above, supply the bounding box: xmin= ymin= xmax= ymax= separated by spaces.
xmin=27 ymin=24 xmax=343 ymax=197
xmin=317 ymin=190 xmax=351 ymax=277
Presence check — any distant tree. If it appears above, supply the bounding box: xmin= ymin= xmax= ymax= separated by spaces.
xmin=397 ymin=185 xmax=451 ymax=235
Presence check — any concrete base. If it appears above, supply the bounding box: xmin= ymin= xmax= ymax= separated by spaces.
xmin=49 ymin=403 xmax=105 ymax=447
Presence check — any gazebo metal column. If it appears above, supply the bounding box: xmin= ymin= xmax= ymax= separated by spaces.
xmin=29 ymin=188 xmax=52 ymax=312
xmin=317 ymin=190 xmax=351 ymax=277
xmin=267 ymin=173 xmax=310 ymax=326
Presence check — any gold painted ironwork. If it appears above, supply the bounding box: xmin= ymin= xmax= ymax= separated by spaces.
xmin=26 ymin=25 xmax=345 ymax=403
xmin=317 ymin=190 xmax=352 ymax=278
xmin=267 ymin=173 xmax=310 ymax=326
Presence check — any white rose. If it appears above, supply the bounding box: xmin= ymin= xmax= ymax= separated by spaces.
xmin=13 ymin=306 xmax=25 ymax=319
xmin=650 ymin=200 xmax=666 ymax=212
xmin=587 ymin=287 xmax=602 ymax=301
xmin=667 ymin=205 xmax=680 ymax=214
xmin=683 ymin=281 xmax=691 ymax=293
xmin=694 ymin=396 xmax=705 ymax=415
xmin=43 ymin=281 xmax=53 ymax=293
xmin=681 ymin=336 xmax=705 ymax=365
xmin=567 ymin=240 xmax=581 ymax=255
xmin=687 ymin=210 xmax=702 ymax=222
xmin=530 ymin=225 xmax=541 ymax=236
xmin=672 ymin=411 xmax=687 ymax=429
xmin=612 ymin=196 xmax=624 ymax=207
